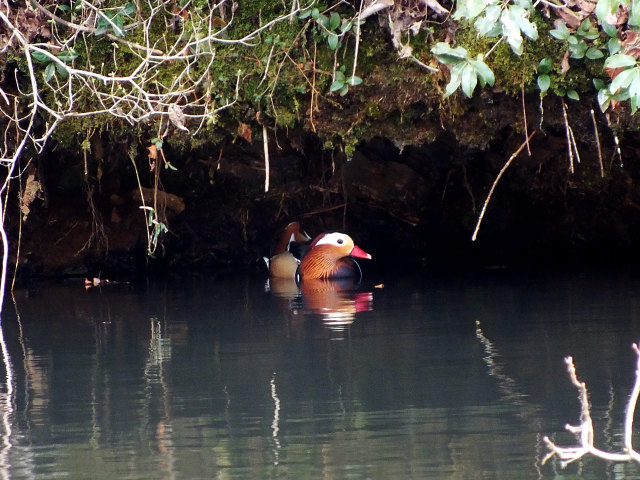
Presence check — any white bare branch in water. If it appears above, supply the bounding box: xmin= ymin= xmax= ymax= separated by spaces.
xmin=543 ymin=343 xmax=640 ymax=467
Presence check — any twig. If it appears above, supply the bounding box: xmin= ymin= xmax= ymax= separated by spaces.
xmin=605 ymin=113 xmax=623 ymax=168
xmin=543 ymin=343 xmax=640 ymax=467
xmin=263 ymin=124 xmax=270 ymax=193
xmin=521 ymin=78 xmax=531 ymax=156
xmin=561 ymin=100 xmax=581 ymax=173
xmin=591 ymin=108 xmax=604 ymax=178
xmin=471 ymin=130 xmax=536 ymax=241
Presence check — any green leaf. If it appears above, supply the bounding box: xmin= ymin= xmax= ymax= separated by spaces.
xmin=340 ymin=19 xmax=353 ymax=34
xmin=31 ymin=50 xmax=50 ymax=63
xmin=460 ymin=64 xmax=478 ymax=98
xmin=95 ymin=18 xmax=110 ymax=36
xmin=299 ymin=8 xmax=312 ymax=19
xmin=316 ymin=14 xmax=328 ymax=28
xmin=610 ymin=67 xmax=636 ymax=93
xmin=327 ymin=32 xmax=338 ymax=50
xmin=123 ymin=2 xmax=136 ymax=16
xmin=593 ymin=78 xmax=606 ymax=90
xmin=500 ymin=8 xmax=524 ymax=55
xmin=55 ymin=62 xmax=68 ymax=79
xmin=549 ymin=22 xmax=570 ymax=41
xmin=311 ymin=8 xmax=320 ymax=20
xmin=598 ymin=88 xmax=611 ymax=112
xmin=569 ymin=41 xmax=587 ymax=59
xmin=469 ymin=58 xmax=494 ymax=86
xmin=605 ymin=54 xmax=638 ymax=69
xmin=595 ymin=0 xmax=617 ymax=25
xmin=346 ymin=75 xmax=362 ymax=86
xmin=328 ymin=12 xmax=341 ymax=31
xmin=57 ymin=48 xmax=78 ymax=63
xmin=474 ymin=5 xmax=501 ymax=36
xmin=330 ymin=78 xmax=345 ymax=92
xmin=453 ymin=0 xmax=493 ymax=21
xmin=631 ymin=1 xmax=640 ymax=27
xmin=578 ymin=18 xmax=599 ymax=40
xmin=538 ymin=57 xmax=553 ymax=74
xmin=339 ymin=84 xmax=349 ymax=96
xmin=431 ymin=42 xmax=468 ymax=65
xmin=511 ymin=5 xmax=538 ymax=40
xmin=608 ymin=38 xmax=622 ymax=55
xmin=566 ymin=89 xmax=579 ymax=100
xmin=112 ymin=14 xmax=125 ymax=37
xmin=44 ymin=63 xmax=55 ymax=82
xmin=443 ymin=63 xmax=464 ymax=98
xmin=601 ymin=20 xmax=617 ymax=38
xmin=585 ymin=48 xmax=604 ymax=60
xmin=537 ymin=74 xmax=550 ymax=92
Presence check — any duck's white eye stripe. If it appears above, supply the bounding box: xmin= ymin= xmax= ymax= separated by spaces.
xmin=316 ymin=232 xmax=346 ymax=247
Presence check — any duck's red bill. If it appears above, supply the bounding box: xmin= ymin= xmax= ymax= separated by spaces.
xmin=350 ymin=245 xmax=372 ymax=259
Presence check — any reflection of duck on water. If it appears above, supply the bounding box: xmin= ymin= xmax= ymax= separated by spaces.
xmin=301 ymin=278 xmax=373 ymax=329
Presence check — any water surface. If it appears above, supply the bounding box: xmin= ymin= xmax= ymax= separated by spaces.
xmin=0 ymin=270 xmax=639 ymax=479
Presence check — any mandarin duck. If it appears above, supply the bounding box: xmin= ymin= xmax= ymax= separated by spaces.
xmin=296 ymin=232 xmax=371 ymax=282
xmin=264 ymin=221 xmax=311 ymax=278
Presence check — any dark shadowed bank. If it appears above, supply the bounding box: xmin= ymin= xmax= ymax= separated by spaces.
xmin=3 ymin=1 xmax=640 ymax=279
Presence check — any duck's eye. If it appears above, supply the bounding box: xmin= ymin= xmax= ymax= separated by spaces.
xmin=337 ymin=238 xmax=344 ymax=244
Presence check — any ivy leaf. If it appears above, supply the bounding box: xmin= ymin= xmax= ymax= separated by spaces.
xmin=44 ymin=63 xmax=55 ymax=82
xmin=432 ymin=42 xmax=468 ymax=65
xmin=537 ymin=74 xmax=550 ymax=92
xmin=55 ymin=63 xmax=69 ymax=79
xmin=452 ymin=0 xmax=491 ymax=22
xmin=474 ymin=5 xmax=501 ymax=37
xmin=123 ymin=2 xmax=136 ymax=16
xmin=500 ymin=8 xmax=524 ymax=55
xmin=604 ymin=54 xmax=638 ymax=69
xmin=460 ymin=64 xmax=478 ymax=98
xmin=31 ymin=50 xmax=50 ymax=63
xmin=469 ymin=58 xmax=494 ymax=86
xmin=57 ymin=48 xmax=78 ymax=63
xmin=443 ymin=63 xmax=464 ymax=98
xmin=511 ymin=5 xmax=538 ymax=40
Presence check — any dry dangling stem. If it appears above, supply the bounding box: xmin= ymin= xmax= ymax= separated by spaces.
xmin=471 ymin=130 xmax=536 ymax=241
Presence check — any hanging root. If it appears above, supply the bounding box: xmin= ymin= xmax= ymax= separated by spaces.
xmin=471 ymin=130 xmax=537 ymax=242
